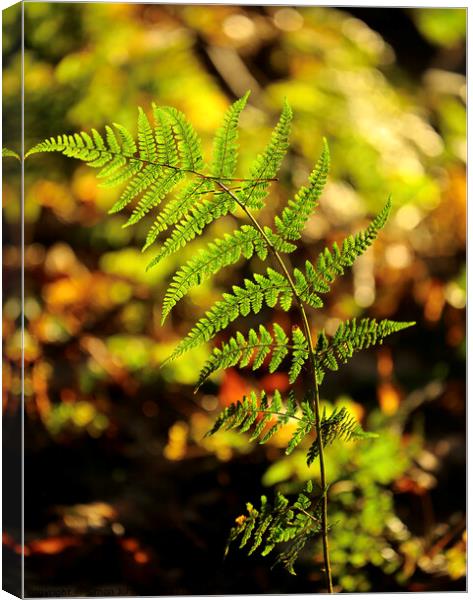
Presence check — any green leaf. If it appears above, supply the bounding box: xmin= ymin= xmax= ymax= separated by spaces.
xmin=166 ymin=269 xmax=294 ymax=361
xmin=315 ymin=318 xmax=415 ymax=383
xmin=162 ymin=225 xmax=267 ymax=322
xmin=275 ymin=138 xmax=330 ymax=241
xmin=211 ymin=91 xmax=250 ymax=179
xmin=2 ymin=147 xmax=20 ymax=160
xmin=238 ymin=100 xmax=292 ymax=210
xmin=306 ymin=406 xmax=378 ymax=465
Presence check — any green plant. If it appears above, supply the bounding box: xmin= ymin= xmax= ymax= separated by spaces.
xmin=2 ymin=147 xmax=20 ymax=160
xmin=25 ymin=92 xmax=414 ymax=592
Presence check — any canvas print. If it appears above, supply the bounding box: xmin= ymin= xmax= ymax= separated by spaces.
xmin=2 ymin=3 xmax=466 ymax=596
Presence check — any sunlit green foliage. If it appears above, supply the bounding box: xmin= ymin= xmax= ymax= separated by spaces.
xmin=225 ymin=481 xmax=321 ymax=575
xmin=315 ymin=319 xmax=415 ymax=383
xmin=26 ymin=95 xmax=415 ymax=579
xmin=2 ymin=147 xmax=20 ymax=160
xmin=11 ymin=4 xmax=465 ymax=593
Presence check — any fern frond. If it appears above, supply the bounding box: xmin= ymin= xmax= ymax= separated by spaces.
xmin=152 ymin=104 xmax=179 ymax=166
xmin=166 ymin=268 xmax=294 ymax=361
xmin=196 ymin=322 xmax=295 ymax=388
xmin=226 ymin=481 xmax=321 ymax=575
xmin=137 ymin=107 xmax=158 ymax=162
xmin=113 ymin=123 xmax=137 ymax=156
xmin=286 ymin=396 xmax=315 ymax=454
xmin=207 ymin=391 xmax=318 ymax=459
xmin=288 ymin=328 xmax=310 ymax=384
xmin=315 ymin=318 xmax=415 ymax=383
xmin=163 ymin=106 xmax=204 ymax=172
xmin=143 ymin=177 xmax=213 ymax=250
xmin=207 ymin=389 xmax=313 ymax=453
xmin=2 ymin=147 xmax=20 ymax=160
xmin=263 ymin=226 xmax=298 ymax=254
xmin=99 ymin=158 xmax=142 ymax=190
xmin=211 ymin=91 xmax=249 ymax=179
xmin=123 ymin=170 xmax=184 ymax=225
xmin=238 ymin=100 xmax=292 ymax=210
xmin=307 ymin=406 xmax=377 ymax=465
xmin=162 ymin=225 xmax=267 ymax=322
xmin=293 ymin=268 xmax=324 ymax=310
xmin=307 ymin=198 xmax=393 ymax=295
xmin=24 ymin=109 xmax=195 ymax=226
xmin=275 ymin=138 xmax=330 ymax=241
xmin=146 ymin=190 xmax=236 ymax=269
xmin=26 ymin=132 xmax=105 ymax=162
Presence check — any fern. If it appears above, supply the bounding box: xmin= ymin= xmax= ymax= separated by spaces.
xmin=315 ymin=318 xmax=415 ymax=383
xmin=167 ymin=268 xmax=293 ymax=362
xmin=196 ymin=323 xmax=309 ymax=388
xmin=211 ymin=91 xmax=249 ymax=179
xmin=2 ymin=147 xmax=20 ymax=160
xmin=206 ymin=390 xmax=314 ymax=453
xmin=143 ymin=177 xmax=214 ymax=249
xmin=226 ymin=481 xmax=321 ymax=575
xmin=307 ymin=406 xmax=378 ymax=465
xmin=26 ymin=95 xmax=415 ymax=586
xmin=275 ymin=139 xmax=330 ymax=241
xmin=162 ymin=106 xmax=204 ymax=172
xmin=161 ymin=225 xmax=267 ymax=321
xmin=238 ymin=100 xmax=292 ymax=210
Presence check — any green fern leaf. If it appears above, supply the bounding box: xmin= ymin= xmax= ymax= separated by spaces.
xmin=196 ymin=322 xmax=294 ymax=388
xmin=226 ymin=487 xmax=321 ymax=574
xmin=166 ymin=269 xmax=294 ymax=361
xmin=263 ymin=227 xmax=298 ymax=254
xmin=275 ymin=138 xmax=330 ymax=241
xmin=289 ymin=328 xmax=310 ymax=384
xmin=293 ymin=268 xmax=324 ymax=309
xmin=211 ymin=91 xmax=249 ymax=179
xmin=124 ymin=170 xmax=184 ymax=225
xmin=162 ymin=225 xmax=267 ymax=322
xmin=207 ymin=390 xmax=309 ymax=452
xmin=152 ymin=104 xmax=179 ymax=166
xmin=307 ymin=406 xmax=378 ymax=465
xmin=143 ymin=177 xmax=213 ymax=250
xmin=238 ymin=100 xmax=292 ymax=210
xmin=25 ymin=112 xmax=184 ymax=225
xmin=113 ymin=123 xmax=137 ymax=156
xmin=269 ymin=323 xmax=290 ymax=373
xmin=2 ymin=147 xmax=20 ymax=160
xmin=308 ymin=198 xmax=393 ymax=295
xmin=137 ymin=107 xmax=158 ymax=162
xmin=286 ymin=397 xmax=314 ymax=454
xmin=146 ymin=190 xmax=236 ymax=269
xmin=163 ymin=106 xmax=204 ymax=172
xmin=315 ymin=318 xmax=415 ymax=382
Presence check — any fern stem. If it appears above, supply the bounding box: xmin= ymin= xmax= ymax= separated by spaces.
xmin=215 ymin=181 xmax=334 ymax=593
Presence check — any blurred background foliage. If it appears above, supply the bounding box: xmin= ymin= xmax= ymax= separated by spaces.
xmin=2 ymin=3 xmax=465 ymax=595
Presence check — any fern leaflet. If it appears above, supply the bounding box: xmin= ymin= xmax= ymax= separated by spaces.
xmin=275 ymin=139 xmax=330 ymax=241
xmin=211 ymin=91 xmax=249 ymax=179
xmin=167 ymin=268 xmax=294 ymax=361
xmin=315 ymin=317 xmax=415 ymax=382
xmin=2 ymin=147 xmax=20 ymax=160
xmin=238 ymin=100 xmax=292 ymax=210
xmin=146 ymin=189 xmax=236 ymax=269
xmin=162 ymin=106 xmax=204 ymax=171
xmin=162 ymin=225 xmax=268 ymax=322
xmin=307 ymin=406 xmax=377 ymax=465
xmin=226 ymin=481 xmax=321 ymax=575
xmin=143 ymin=177 xmax=214 ymax=250
xmin=206 ymin=389 xmax=313 ymax=452
xmin=288 ymin=328 xmax=310 ymax=384
xmin=196 ymin=323 xmax=296 ymax=388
